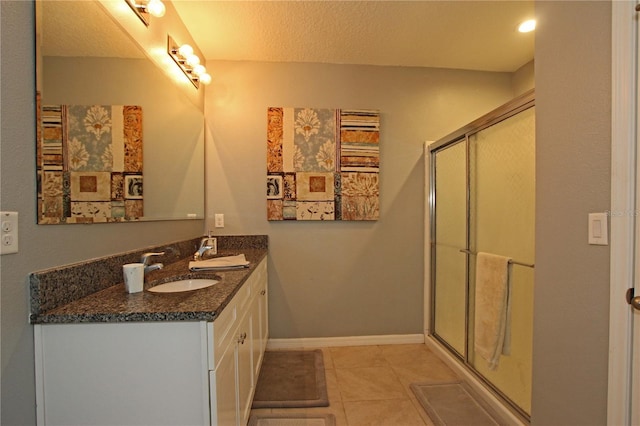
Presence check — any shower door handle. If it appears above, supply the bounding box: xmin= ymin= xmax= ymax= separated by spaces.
xmin=626 ymin=288 xmax=640 ymax=310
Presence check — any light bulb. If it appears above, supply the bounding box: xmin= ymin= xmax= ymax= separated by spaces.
xmin=146 ymin=0 xmax=165 ymax=18
xmin=518 ymin=19 xmax=536 ymax=33
xmin=178 ymin=44 xmax=194 ymax=58
xmin=199 ymin=73 xmax=212 ymax=85
xmin=186 ymin=54 xmax=200 ymax=67
xmin=193 ymin=64 xmax=206 ymax=76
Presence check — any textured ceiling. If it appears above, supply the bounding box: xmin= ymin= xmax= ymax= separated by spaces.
xmin=41 ymin=1 xmax=535 ymax=73
xmin=41 ymin=1 xmax=144 ymax=58
xmin=173 ymin=0 xmax=535 ymax=72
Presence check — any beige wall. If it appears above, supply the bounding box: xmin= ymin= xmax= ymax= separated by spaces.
xmin=533 ymin=1 xmax=611 ymax=425
xmin=513 ymin=60 xmax=535 ymax=97
xmin=203 ymin=61 xmax=516 ymax=339
xmin=0 ymin=2 xmax=203 ymax=423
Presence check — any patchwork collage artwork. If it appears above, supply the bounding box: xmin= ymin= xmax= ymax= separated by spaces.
xmin=37 ymin=98 xmax=144 ymax=224
xmin=267 ymin=108 xmax=380 ymax=221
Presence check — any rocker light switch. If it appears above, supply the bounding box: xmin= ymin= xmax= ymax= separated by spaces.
xmin=588 ymin=213 xmax=608 ymax=245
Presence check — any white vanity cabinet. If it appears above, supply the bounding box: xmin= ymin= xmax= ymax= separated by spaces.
xmin=210 ymin=294 xmax=255 ymax=426
xmin=34 ymin=257 xmax=268 ymax=426
xmin=209 ymin=257 xmax=268 ymax=426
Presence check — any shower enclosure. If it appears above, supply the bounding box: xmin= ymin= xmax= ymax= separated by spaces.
xmin=425 ymin=90 xmax=535 ymax=420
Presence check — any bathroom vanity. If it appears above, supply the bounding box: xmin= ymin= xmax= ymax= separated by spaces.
xmin=30 ymin=237 xmax=268 ymax=426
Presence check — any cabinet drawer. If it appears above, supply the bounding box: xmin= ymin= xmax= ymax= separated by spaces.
xmin=209 ymin=298 xmax=236 ymax=371
xmin=236 ymin=257 xmax=266 ymax=311
xmin=250 ymin=259 xmax=267 ymax=295
xmin=236 ymin=276 xmax=252 ymax=313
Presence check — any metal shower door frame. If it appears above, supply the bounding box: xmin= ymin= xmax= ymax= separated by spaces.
xmin=427 ymin=89 xmax=535 ymax=421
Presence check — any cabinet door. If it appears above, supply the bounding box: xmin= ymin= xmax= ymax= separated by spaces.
xmin=212 ymin=342 xmax=238 ymax=426
xmin=237 ymin=311 xmax=254 ymax=426
xmin=252 ymin=282 xmax=268 ymax=379
xmin=251 ymin=296 xmax=262 ymax=381
xmin=258 ymin=281 xmax=269 ymax=352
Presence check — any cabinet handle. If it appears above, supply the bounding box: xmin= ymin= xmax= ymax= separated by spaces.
xmin=260 ymin=290 xmax=266 ymax=296
xmin=238 ymin=332 xmax=247 ymax=344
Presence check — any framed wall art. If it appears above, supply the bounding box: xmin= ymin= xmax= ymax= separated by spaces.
xmin=267 ymin=107 xmax=380 ymax=221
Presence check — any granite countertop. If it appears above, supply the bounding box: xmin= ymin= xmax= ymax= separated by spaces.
xmin=33 ymin=248 xmax=267 ymax=324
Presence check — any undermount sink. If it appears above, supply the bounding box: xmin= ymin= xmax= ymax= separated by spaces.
xmin=148 ymin=279 xmax=219 ymax=293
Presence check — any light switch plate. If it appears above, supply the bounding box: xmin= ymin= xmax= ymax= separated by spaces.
xmin=588 ymin=212 xmax=608 ymax=245
xmin=1 ymin=211 xmax=19 ymax=255
xmin=214 ymin=213 xmax=224 ymax=228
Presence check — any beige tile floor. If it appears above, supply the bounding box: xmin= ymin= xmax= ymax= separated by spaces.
xmin=250 ymin=343 xmax=461 ymax=426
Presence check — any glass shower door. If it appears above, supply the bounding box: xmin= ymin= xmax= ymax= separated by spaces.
xmin=428 ymin=93 xmax=535 ymax=420
xmin=468 ymin=106 xmax=535 ymax=415
xmin=432 ymin=140 xmax=467 ymax=357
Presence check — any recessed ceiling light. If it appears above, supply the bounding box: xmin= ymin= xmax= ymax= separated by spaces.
xmin=518 ymin=19 xmax=536 ymax=33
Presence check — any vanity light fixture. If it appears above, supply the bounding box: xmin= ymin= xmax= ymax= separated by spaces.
xmin=167 ymin=35 xmax=212 ymax=88
xmin=125 ymin=0 xmax=166 ymax=27
xmin=518 ymin=19 xmax=536 ymax=33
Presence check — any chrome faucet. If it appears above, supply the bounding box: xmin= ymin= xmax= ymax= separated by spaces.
xmin=141 ymin=252 xmax=165 ymax=273
xmin=194 ymin=234 xmax=217 ymax=261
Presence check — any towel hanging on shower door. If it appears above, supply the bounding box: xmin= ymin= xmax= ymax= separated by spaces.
xmin=473 ymin=252 xmax=512 ymax=370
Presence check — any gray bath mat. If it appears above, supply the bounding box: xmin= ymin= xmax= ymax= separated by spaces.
xmin=410 ymin=382 xmax=501 ymax=425
xmin=252 ymin=350 xmax=329 ymax=408
xmin=248 ymin=413 xmax=336 ymax=426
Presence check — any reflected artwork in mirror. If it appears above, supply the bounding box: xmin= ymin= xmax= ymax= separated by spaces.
xmin=35 ymin=0 xmax=205 ymax=224
xmin=37 ymin=102 xmax=144 ymax=223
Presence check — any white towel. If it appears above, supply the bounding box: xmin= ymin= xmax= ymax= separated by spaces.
xmin=473 ymin=252 xmax=512 ymax=370
xmin=189 ymin=254 xmax=250 ymax=271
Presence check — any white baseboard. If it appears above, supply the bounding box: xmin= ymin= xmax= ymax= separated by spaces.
xmin=266 ymin=334 xmax=425 ymax=350
xmin=424 ymin=335 xmax=527 ymax=426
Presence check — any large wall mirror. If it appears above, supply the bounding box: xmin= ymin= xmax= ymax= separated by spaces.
xmin=35 ymin=0 xmax=205 ymax=224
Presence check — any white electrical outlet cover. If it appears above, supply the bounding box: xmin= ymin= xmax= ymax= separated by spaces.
xmin=214 ymin=213 xmax=224 ymax=228
xmin=0 ymin=211 xmax=19 ymax=255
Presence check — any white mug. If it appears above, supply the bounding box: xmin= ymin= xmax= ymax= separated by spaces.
xmin=123 ymin=263 xmax=145 ymax=293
